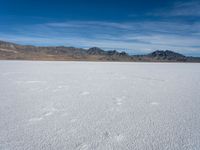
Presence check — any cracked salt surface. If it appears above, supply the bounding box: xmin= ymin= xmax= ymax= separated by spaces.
xmin=0 ymin=61 xmax=200 ymax=150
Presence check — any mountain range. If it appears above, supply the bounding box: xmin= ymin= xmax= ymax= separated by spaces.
xmin=0 ymin=40 xmax=200 ymax=62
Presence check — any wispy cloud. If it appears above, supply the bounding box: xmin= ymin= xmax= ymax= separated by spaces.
xmin=0 ymin=20 xmax=200 ymax=56
xmin=149 ymin=1 xmax=200 ymax=17
xmin=171 ymin=1 xmax=200 ymax=16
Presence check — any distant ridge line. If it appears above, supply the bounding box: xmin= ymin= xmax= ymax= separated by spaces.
xmin=0 ymin=40 xmax=200 ymax=62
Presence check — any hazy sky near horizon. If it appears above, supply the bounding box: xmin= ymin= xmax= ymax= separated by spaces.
xmin=0 ymin=0 xmax=200 ymax=56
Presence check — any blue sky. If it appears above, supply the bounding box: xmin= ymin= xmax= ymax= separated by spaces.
xmin=0 ymin=0 xmax=200 ymax=56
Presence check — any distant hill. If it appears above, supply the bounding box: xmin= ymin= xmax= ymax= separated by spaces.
xmin=142 ymin=50 xmax=187 ymax=62
xmin=0 ymin=40 xmax=200 ymax=62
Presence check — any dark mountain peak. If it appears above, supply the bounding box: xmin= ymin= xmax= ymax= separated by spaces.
xmin=119 ymin=51 xmax=128 ymax=56
xmin=147 ymin=50 xmax=186 ymax=61
xmin=149 ymin=50 xmax=185 ymax=58
xmin=106 ymin=50 xmax=128 ymax=56
xmin=107 ymin=50 xmax=117 ymax=55
xmin=87 ymin=47 xmax=105 ymax=55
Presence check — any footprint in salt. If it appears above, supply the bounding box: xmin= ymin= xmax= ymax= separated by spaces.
xmin=43 ymin=111 xmax=53 ymax=117
xmin=70 ymin=119 xmax=77 ymax=123
xmin=102 ymin=131 xmax=110 ymax=140
xmin=76 ymin=143 xmax=89 ymax=150
xmin=114 ymin=134 xmax=124 ymax=142
xmin=42 ymin=106 xmax=59 ymax=117
xmin=115 ymin=96 xmax=126 ymax=106
xmin=150 ymin=102 xmax=159 ymax=106
xmin=117 ymin=102 xmax=122 ymax=105
xmin=25 ymin=81 xmax=43 ymax=84
xmin=29 ymin=117 xmax=43 ymax=122
xmin=79 ymin=144 xmax=89 ymax=150
xmin=57 ymin=85 xmax=69 ymax=89
xmin=80 ymin=91 xmax=90 ymax=96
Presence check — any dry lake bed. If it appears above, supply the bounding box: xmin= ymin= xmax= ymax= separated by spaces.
xmin=0 ymin=61 xmax=200 ymax=150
